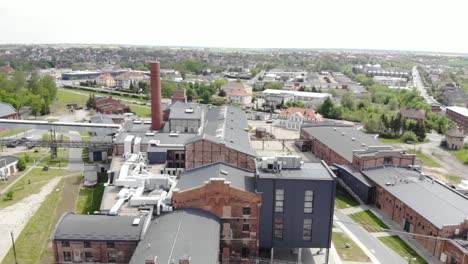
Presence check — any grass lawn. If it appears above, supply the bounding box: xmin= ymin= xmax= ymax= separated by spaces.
xmin=1 ymin=179 xmax=64 ymax=264
xmin=449 ymin=148 xmax=468 ymax=164
xmin=129 ymin=104 xmax=151 ymax=117
xmin=0 ymin=129 xmax=27 ymax=138
xmin=332 ymin=232 xmax=370 ymax=262
xmin=335 ymin=191 xmax=360 ymax=209
xmin=60 ymin=87 xmax=148 ymax=103
xmin=14 ymin=149 xmax=48 ymax=166
xmin=378 ymin=236 xmax=427 ymax=264
xmin=75 ymin=183 xmax=105 ymax=214
xmin=42 ymin=134 xmax=70 ymax=142
xmin=349 ymin=210 xmax=389 ymax=232
xmin=413 ymin=151 xmax=441 ymax=168
xmin=54 ymin=89 xmax=89 ymax=111
xmin=378 ymin=137 xmax=402 ymax=144
xmin=79 ymin=131 xmax=91 ymax=142
xmin=446 ymin=175 xmax=462 ymax=184
xmin=38 ymin=148 xmax=69 ymax=167
xmin=0 ymin=168 xmax=68 ymax=208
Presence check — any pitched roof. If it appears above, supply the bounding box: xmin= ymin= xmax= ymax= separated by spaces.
xmin=228 ymin=89 xmax=249 ymax=96
xmin=400 ymin=107 xmax=426 ymax=120
xmin=279 ymin=107 xmax=324 ymax=121
xmin=0 ymin=155 xmax=18 ymax=165
xmin=95 ymin=73 xmax=114 ymax=81
xmin=53 ymin=213 xmax=146 ymax=241
xmin=362 ymin=167 xmax=468 ymax=228
xmin=0 ymin=102 xmax=17 ymax=117
xmin=0 ymin=66 xmax=14 ymax=74
xmin=115 ymin=71 xmax=149 ymax=80
xmin=176 ymin=162 xmax=255 ymax=192
xmin=130 ymin=209 xmax=220 ymax=264
xmin=301 ymin=125 xmax=385 ymax=162
xmin=446 ymin=127 xmax=464 ymax=138
xmin=221 ymin=82 xmax=252 ymax=91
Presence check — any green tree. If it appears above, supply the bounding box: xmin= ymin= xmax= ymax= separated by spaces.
xmin=17 ymin=157 xmax=26 ymax=171
xmin=218 ymin=89 xmax=226 ymax=97
xmin=4 ymin=190 xmax=14 ymax=201
xmin=214 ymin=79 xmax=227 ymax=90
xmin=86 ymin=94 xmax=96 ymax=109
xmin=264 ymin=82 xmax=283 ymax=90
xmin=341 ymin=92 xmax=356 ymax=110
xmin=202 ymin=90 xmax=211 ymax=104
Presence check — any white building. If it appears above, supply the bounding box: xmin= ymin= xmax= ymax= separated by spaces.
xmin=226 ymin=89 xmax=252 ymax=106
xmin=114 ymin=71 xmax=149 ymax=89
xmin=261 ymin=89 xmax=332 ymax=102
xmin=277 ymin=107 xmax=324 ymax=130
xmin=0 ymin=156 xmax=19 ymax=180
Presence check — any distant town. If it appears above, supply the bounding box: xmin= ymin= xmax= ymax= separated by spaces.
xmin=0 ymin=45 xmax=467 ymax=264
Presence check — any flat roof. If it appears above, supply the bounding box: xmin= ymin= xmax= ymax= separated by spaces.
xmin=262 ymin=89 xmax=332 ymax=98
xmin=53 ymin=213 xmax=146 ymax=241
xmin=301 ymin=126 xmax=385 ymax=162
xmin=258 ymin=162 xmax=335 ymax=180
xmin=130 ymin=209 xmax=220 ymax=264
xmin=447 ymin=106 xmax=468 ymax=117
xmin=362 ymin=167 xmax=468 ymax=228
xmin=176 ymin=162 xmax=255 ymax=192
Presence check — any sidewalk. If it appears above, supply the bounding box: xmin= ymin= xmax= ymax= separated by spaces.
xmin=367 ymin=206 xmax=443 ymax=264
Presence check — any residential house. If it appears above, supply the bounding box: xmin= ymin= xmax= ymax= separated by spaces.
xmin=0 ymin=156 xmax=19 ymax=180
xmin=277 ymin=107 xmax=323 ymax=130
xmin=114 ymin=71 xmax=149 ymax=89
xmin=95 ymin=73 xmax=115 ymax=87
xmin=446 ymin=127 xmax=465 ymax=150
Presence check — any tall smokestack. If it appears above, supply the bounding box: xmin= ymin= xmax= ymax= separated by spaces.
xmin=150 ymin=62 xmax=163 ymax=130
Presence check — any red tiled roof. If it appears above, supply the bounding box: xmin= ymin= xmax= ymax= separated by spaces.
xmin=279 ymin=107 xmax=324 ymax=121
xmin=229 ymin=89 xmax=249 ymax=96
xmin=0 ymin=66 xmax=14 ymax=74
xmin=115 ymin=71 xmax=148 ymax=80
xmin=95 ymin=73 xmax=114 ymax=80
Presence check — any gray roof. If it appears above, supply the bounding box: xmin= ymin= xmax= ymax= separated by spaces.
xmin=176 ymin=162 xmax=255 ymax=192
xmin=53 ymin=213 xmax=146 ymax=241
xmin=301 ymin=125 xmax=385 ymax=162
xmin=258 ymin=162 xmax=335 ymax=180
xmin=0 ymin=155 xmax=18 ymax=165
xmin=447 ymin=127 xmax=464 ymax=138
xmin=0 ymin=102 xmax=16 ymax=117
xmin=130 ymin=209 xmax=220 ymax=264
xmin=115 ymin=131 xmax=194 ymax=146
xmin=90 ymin=114 xmax=126 ymax=124
xmin=362 ymin=167 xmax=468 ymax=228
xmin=168 ymin=103 xmax=205 ymax=120
xmin=186 ymin=105 xmax=256 ymax=156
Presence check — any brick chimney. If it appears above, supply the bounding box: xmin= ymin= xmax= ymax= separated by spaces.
xmin=150 ymin=62 xmax=163 ymax=131
xmin=145 ymin=256 xmax=157 ymax=264
xmin=179 ymin=256 xmax=190 ymax=264
xmin=171 ymin=88 xmax=187 ymax=104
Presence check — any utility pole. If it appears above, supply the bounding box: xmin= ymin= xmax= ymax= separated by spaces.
xmin=11 ymin=231 xmax=18 ymax=264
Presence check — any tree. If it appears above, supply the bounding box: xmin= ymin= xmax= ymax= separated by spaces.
xmin=17 ymin=157 xmax=26 ymax=171
xmin=264 ymin=82 xmax=283 ymax=90
xmin=363 ymin=115 xmax=382 ymax=133
xmin=218 ymin=89 xmax=226 ymax=97
xmin=86 ymin=94 xmax=96 ymax=109
xmin=4 ymin=190 xmax=14 ymax=201
xmin=202 ymin=90 xmax=211 ymax=104
xmin=186 ymin=88 xmax=195 ymax=101
xmin=129 ymin=82 xmax=135 ymax=92
xmin=214 ymin=79 xmax=227 ymax=90
xmin=401 ymin=131 xmax=418 ymax=143
xmin=341 ymin=92 xmax=356 ymax=110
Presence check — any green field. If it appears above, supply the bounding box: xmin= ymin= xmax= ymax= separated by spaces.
xmin=446 ymin=175 xmax=462 ymax=184
xmin=129 ymin=104 xmax=151 ymax=117
xmin=75 ymin=184 xmax=105 ymax=214
xmin=14 ymin=149 xmax=48 ymax=166
xmin=378 ymin=137 xmax=402 ymax=144
xmin=54 ymin=89 xmax=89 ymax=112
xmin=414 ymin=151 xmax=441 ymax=168
xmin=0 ymin=129 xmax=27 ymax=138
xmin=378 ymin=236 xmax=427 ymax=264
xmin=335 ymin=191 xmax=360 ymax=209
xmin=450 ymin=148 xmax=468 ymax=164
xmin=60 ymin=87 xmax=148 ymax=103
xmin=332 ymin=232 xmax=370 ymax=262
xmin=38 ymin=148 xmax=69 ymax=167
xmin=349 ymin=210 xmax=389 ymax=232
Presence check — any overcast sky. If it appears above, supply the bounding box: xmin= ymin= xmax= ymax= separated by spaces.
xmin=1 ymin=0 xmax=468 ymax=53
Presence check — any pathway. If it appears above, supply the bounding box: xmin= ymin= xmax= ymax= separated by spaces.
xmin=0 ymin=177 xmax=61 ymax=262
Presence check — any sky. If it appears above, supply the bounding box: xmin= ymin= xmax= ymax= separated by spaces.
xmin=1 ymin=0 xmax=468 ymax=53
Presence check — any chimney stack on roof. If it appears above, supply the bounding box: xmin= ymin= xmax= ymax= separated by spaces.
xmin=150 ymin=62 xmax=163 ymax=131
xmin=145 ymin=256 xmax=158 ymax=264
xmin=179 ymin=256 xmax=191 ymax=264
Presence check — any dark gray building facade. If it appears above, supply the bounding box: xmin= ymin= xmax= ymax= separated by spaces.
xmin=256 ymin=162 xmax=336 ymax=250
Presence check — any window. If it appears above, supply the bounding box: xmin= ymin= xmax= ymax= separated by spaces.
xmin=175 ymin=153 xmax=180 ymax=160
xmin=243 ymin=206 xmax=251 ymax=216
xmin=303 ymin=219 xmax=313 ymax=241
xmin=63 ymin=251 xmax=72 ymax=262
xmin=107 ymin=252 xmax=116 ymax=263
xmin=181 ymin=153 xmax=185 ymax=160
xmin=241 ymin=247 xmax=250 ymax=258
xmin=106 ymin=242 xmax=115 ymax=249
xmin=61 ymin=241 xmax=70 ymax=248
xmin=84 ymin=241 xmax=91 ymax=248
xmin=384 ymin=157 xmax=393 ymax=164
xmin=85 ymin=252 xmax=93 ymax=262
xmin=304 ymin=190 xmax=314 ymax=213
xmin=274 ymin=217 xmax=284 ymax=240
xmin=275 ymin=189 xmax=284 ymax=213
xmin=243 ymin=224 xmax=250 ymax=232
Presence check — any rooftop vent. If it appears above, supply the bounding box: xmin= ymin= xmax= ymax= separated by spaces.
xmin=351 ymin=137 xmax=355 ymax=141
xmin=361 ymin=143 xmax=366 ymax=147
xmin=132 ymin=218 xmax=141 ymax=226
xmin=341 ymin=132 xmax=345 ymax=136
xmin=169 ymin=132 xmax=179 ymax=137
xmin=230 ymin=139 xmax=234 ymax=143
xmin=220 ymin=170 xmax=228 ymax=175
xmin=185 ymin=108 xmax=194 ymax=113
xmin=333 ymin=127 xmax=337 ymax=131
xmin=146 ymin=132 xmax=155 ymax=136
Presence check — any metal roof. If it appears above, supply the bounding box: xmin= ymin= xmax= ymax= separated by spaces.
xmin=362 ymin=167 xmax=468 ymax=228
xmin=176 ymin=162 xmax=255 ymax=192
xmin=53 ymin=213 xmax=146 ymax=241
xmin=0 ymin=103 xmax=16 ymax=117
xmin=257 ymin=162 xmax=335 ymax=180
xmin=130 ymin=209 xmax=220 ymax=264
xmin=0 ymin=155 xmax=18 ymax=165
xmin=301 ymin=126 xmax=385 ymax=162
xmin=447 ymin=106 xmax=468 ymax=117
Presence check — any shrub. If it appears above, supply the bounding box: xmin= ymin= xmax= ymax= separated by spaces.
xmin=440 ymin=139 xmax=447 ymax=147
xmin=401 ymin=131 xmax=418 ymax=144
xmin=4 ymin=190 xmax=14 ymax=201
xmin=17 ymin=157 xmax=26 ymax=171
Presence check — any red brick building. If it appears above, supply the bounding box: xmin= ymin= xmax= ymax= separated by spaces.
xmin=53 ymin=213 xmax=148 ymax=263
xmin=0 ymin=102 xmax=19 ymax=119
xmin=172 ymin=162 xmax=261 ymax=263
xmin=300 ymin=125 xmax=415 ymax=170
xmin=95 ymin=96 xmax=130 ymax=115
xmin=362 ymin=167 xmax=468 ymax=263
xmin=447 ymin=106 xmax=468 ymax=133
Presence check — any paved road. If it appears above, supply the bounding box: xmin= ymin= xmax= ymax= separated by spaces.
xmin=412 ymin=66 xmax=443 ymax=108
xmin=334 ymin=210 xmax=406 ymax=264
xmin=66 ymin=131 xmax=84 ymax=172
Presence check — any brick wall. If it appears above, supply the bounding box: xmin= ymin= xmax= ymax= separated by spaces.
xmin=53 ymin=240 xmax=138 ymax=263
xmin=185 ymin=140 xmax=256 ymax=172
xmin=353 ymin=151 xmax=415 ymax=170
xmin=173 ymin=179 xmax=261 ymax=263
xmin=447 ymin=109 xmax=468 ymax=132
